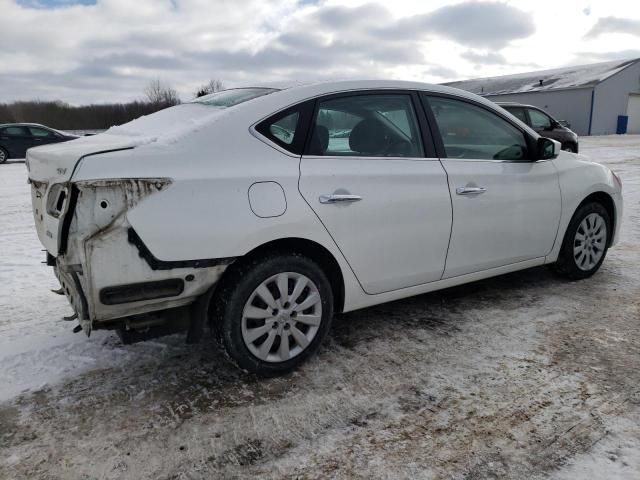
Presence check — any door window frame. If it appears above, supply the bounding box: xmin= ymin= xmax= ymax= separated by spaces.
xmin=302 ymin=89 xmax=438 ymax=159
xmin=419 ymin=92 xmax=539 ymax=162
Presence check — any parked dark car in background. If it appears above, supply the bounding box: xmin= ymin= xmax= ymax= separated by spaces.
xmin=497 ymin=103 xmax=579 ymax=153
xmin=0 ymin=123 xmax=78 ymax=163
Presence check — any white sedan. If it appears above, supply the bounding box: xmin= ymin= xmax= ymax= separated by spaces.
xmin=27 ymin=80 xmax=623 ymax=375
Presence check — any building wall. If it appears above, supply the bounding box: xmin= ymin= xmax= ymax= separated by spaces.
xmin=485 ymin=88 xmax=593 ymax=135
xmin=627 ymin=94 xmax=640 ymax=134
xmin=592 ymin=61 xmax=640 ymax=135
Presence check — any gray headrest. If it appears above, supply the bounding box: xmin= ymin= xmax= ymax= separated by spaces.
xmin=349 ymin=119 xmax=388 ymax=155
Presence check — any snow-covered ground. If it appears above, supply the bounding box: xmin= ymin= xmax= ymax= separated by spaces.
xmin=1 ymin=136 xmax=639 ymax=479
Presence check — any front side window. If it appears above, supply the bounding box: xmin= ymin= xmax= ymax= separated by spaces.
xmin=309 ymin=94 xmax=424 ymax=157
xmin=192 ymin=88 xmax=277 ymax=108
xmin=528 ymin=108 xmax=552 ymax=130
xmin=425 ymin=95 xmax=528 ymax=161
xmin=29 ymin=127 xmax=54 ymax=137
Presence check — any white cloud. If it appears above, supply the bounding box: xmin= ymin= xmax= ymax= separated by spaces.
xmin=585 ymin=17 xmax=640 ymax=38
xmin=1 ymin=0 xmax=639 ymax=104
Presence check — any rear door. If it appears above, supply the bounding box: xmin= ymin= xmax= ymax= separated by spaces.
xmin=297 ymin=91 xmax=453 ymax=294
xmin=0 ymin=126 xmax=31 ymax=157
xmin=423 ymin=94 xmax=561 ymax=278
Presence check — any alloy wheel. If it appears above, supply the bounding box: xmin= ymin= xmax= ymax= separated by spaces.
xmin=241 ymin=272 xmax=322 ymax=363
xmin=573 ymin=213 xmax=607 ymax=271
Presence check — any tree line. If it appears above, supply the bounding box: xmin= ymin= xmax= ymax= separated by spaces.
xmin=0 ymin=79 xmax=224 ymax=131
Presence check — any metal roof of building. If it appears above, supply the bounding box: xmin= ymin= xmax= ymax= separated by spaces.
xmin=444 ymin=58 xmax=640 ymax=96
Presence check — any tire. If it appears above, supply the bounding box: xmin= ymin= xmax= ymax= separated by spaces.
xmin=562 ymin=143 xmax=577 ymax=153
xmin=0 ymin=147 xmax=8 ymax=164
xmin=212 ymin=252 xmax=334 ymax=376
xmin=552 ymin=202 xmax=610 ymax=280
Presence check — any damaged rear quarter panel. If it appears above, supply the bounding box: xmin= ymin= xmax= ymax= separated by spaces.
xmin=63 ymin=177 xmax=228 ymax=328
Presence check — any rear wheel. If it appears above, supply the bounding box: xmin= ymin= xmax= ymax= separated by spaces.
xmin=0 ymin=147 xmax=8 ymax=164
xmin=552 ymin=202 xmax=610 ymax=280
xmin=212 ymin=253 xmax=334 ymax=376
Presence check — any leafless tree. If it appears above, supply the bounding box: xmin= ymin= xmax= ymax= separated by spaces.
xmin=144 ymin=79 xmax=181 ymax=106
xmin=0 ymin=100 xmax=176 ymax=130
xmin=194 ymin=78 xmax=225 ymax=98
xmin=0 ymin=80 xmax=186 ymax=130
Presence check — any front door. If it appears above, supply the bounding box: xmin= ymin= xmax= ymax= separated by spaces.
xmin=298 ymin=92 xmax=453 ymax=294
xmin=527 ymin=107 xmax=556 ymax=136
xmin=423 ymin=94 xmax=561 ymax=278
xmin=27 ymin=126 xmax=63 ymax=148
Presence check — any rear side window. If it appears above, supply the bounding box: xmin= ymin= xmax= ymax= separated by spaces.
xmin=503 ymin=106 xmax=528 ymax=124
xmin=255 ymin=102 xmax=313 ymax=155
xmin=268 ymin=112 xmax=299 ymax=145
xmin=1 ymin=126 xmax=29 ymax=136
xmin=424 ymin=95 xmax=528 ymax=161
xmin=308 ymin=94 xmax=424 ymax=157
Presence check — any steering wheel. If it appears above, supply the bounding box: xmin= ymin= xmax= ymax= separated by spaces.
xmin=493 ymin=144 xmax=524 ymax=160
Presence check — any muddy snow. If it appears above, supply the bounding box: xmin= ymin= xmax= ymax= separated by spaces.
xmin=1 ymin=136 xmax=639 ymax=479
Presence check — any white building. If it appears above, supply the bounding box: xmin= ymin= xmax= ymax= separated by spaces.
xmin=445 ymin=58 xmax=640 ymax=136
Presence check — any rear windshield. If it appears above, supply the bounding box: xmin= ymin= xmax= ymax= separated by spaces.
xmin=192 ymin=88 xmax=278 ymax=107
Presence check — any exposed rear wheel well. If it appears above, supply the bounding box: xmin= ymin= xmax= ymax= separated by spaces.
xmin=576 ymin=192 xmax=615 ymax=246
xmin=220 ymin=238 xmax=345 ymax=314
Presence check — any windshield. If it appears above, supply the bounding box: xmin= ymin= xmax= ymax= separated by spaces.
xmin=192 ymin=88 xmax=278 ymax=107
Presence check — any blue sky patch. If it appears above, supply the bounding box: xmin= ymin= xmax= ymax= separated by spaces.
xmin=17 ymin=0 xmax=96 ymax=9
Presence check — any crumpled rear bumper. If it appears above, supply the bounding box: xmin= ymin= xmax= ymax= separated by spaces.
xmin=55 ymin=262 xmax=90 ymax=330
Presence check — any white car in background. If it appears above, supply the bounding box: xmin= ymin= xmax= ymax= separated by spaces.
xmin=27 ymin=80 xmax=623 ymax=375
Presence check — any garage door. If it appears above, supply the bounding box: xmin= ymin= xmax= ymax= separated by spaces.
xmin=628 ymin=94 xmax=640 ymax=134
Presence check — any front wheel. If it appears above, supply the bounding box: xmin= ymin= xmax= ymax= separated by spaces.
xmin=212 ymin=253 xmax=334 ymax=376
xmin=552 ymin=202 xmax=610 ymax=280
xmin=0 ymin=147 xmax=8 ymax=164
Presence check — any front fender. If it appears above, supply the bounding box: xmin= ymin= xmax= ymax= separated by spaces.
xmin=546 ymin=152 xmax=622 ymax=262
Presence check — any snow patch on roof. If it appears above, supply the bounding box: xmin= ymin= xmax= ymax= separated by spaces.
xmin=444 ymin=58 xmax=640 ymax=96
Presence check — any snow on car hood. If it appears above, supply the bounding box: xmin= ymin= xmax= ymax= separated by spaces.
xmin=27 ymin=104 xmax=227 ymax=183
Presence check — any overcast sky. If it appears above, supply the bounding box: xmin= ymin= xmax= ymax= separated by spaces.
xmin=2 ymin=0 xmax=640 ymax=104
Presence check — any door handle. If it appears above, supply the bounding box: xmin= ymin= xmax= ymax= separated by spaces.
xmin=319 ymin=194 xmax=362 ymax=204
xmin=456 ymin=186 xmax=487 ymax=195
